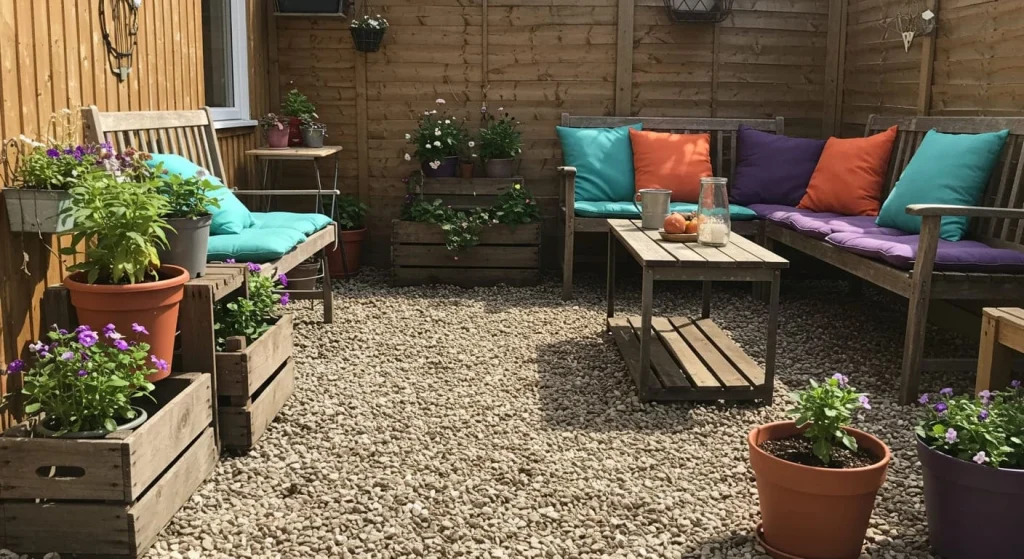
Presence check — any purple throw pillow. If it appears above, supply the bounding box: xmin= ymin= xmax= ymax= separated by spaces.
xmin=730 ymin=126 xmax=826 ymax=207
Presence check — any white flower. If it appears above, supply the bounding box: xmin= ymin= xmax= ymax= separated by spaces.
xmin=425 ymin=143 xmax=431 ymax=148
xmin=498 ymin=107 xmax=504 ymax=111
xmin=435 ymin=98 xmax=446 ymax=105
xmin=404 ymin=153 xmax=411 ymax=161
xmin=424 ymin=111 xmax=430 ymax=116
xmin=132 ymin=0 xmax=142 ymax=7
xmin=444 ymin=120 xmax=450 ymax=124
xmin=435 ymin=128 xmax=441 ymax=136
xmin=467 ymin=141 xmax=475 ymax=148
xmin=433 ymin=141 xmax=441 ymax=147
xmin=430 ymin=110 xmax=437 ymax=114
xmin=429 ymin=161 xmax=440 ymax=169
xmin=405 ymin=133 xmax=411 ymax=140
xmin=18 ymin=134 xmax=43 ymax=147
xmin=194 ymin=169 xmax=209 ymax=180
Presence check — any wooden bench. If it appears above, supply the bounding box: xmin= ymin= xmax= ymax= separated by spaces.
xmin=558 ymin=114 xmax=785 ymax=300
xmin=976 ymin=307 xmax=1024 ymax=394
xmin=761 ymin=115 xmax=1024 ymax=404
xmin=81 ymin=106 xmax=336 ymax=323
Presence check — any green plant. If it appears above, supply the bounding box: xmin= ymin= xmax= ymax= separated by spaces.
xmin=788 ymin=374 xmax=872 ymax=464
xmin=214 ymin=262 xmax=288 ymax=349
xmin=281 ymin=89 xmax=317 ymax=121
xmin=492 ymin=182 xmax=539 ymax=225
xmin=259 ymin=113 xmax=288 ymax=130
xmin=155 ymin=168 xmax=222 ymax=219
xmin=916 ymin=383 xmax=1024 ymax=468
xmin=404 ymin=99 xmax=467 ymax=166
xmin=350 ymin=14 xmax=389 ymax=30
xmin=458 ymin=138 xmax=477 ymax=164
xmin=478 ymin=108 xmax=522 ymax=161
xmin=0 ymin=324 xmax=158 ymax=435
xmin=61 ymin=169 xmax=171 ymax=285
xmin=326 ymin=195 xmax=368 ymax=231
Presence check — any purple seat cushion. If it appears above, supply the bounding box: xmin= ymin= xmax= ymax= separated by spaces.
xmin=730 ymin=126 xmax=826 ymax=207
xmin=826 ymin=232 xmax=1024 ymax=272
xmin=748 ymin=204 xmax=907 ymax=239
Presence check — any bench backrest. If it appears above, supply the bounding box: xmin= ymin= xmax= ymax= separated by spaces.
xmin=81 ymin=106 xmax=226 ymax=179
xmin=867 ymin=115 xmax=1024 ymax=248
xmin=559 ymin=114 xmax=783 ymax=182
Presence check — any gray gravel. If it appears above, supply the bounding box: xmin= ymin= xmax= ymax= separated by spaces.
xmin=143 ymin=269 xmax=979 ymax=559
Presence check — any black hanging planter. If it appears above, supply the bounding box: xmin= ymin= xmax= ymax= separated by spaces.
xmin=351 ymin=27 xmax=386 ymax=53
xmin=663 ymin=0 xmax=733 ymax=23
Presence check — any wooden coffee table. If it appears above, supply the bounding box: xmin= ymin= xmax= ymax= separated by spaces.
xmin=606 ymin=219 xmax=788 ymax=402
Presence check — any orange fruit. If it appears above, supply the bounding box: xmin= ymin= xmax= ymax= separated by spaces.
xmin=663 ymin=213 xmax=689 ymax=234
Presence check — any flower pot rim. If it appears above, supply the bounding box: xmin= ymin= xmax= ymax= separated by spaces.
xmin=34 ymin=406 xmax=149 ymax=438
xmin=915 ymin=435 xmax=1024 ymax=473
xmin=165 ymin=214 xmax=213 ymax=223
xmin=749 ymin=420 xmax=892 ymax=474
xmin=340 ymin=226 xmax=367 ymax=233
xmin=63 ymin=264 xmax=190 ymax=294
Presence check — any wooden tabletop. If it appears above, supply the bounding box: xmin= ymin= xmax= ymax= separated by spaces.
xmin=245 ymin=146 xmax=343 ymax=159
xmin=608 ymin=219 xmax=788 ymax=269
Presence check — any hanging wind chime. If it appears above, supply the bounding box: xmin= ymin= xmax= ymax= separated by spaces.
xmin=100 ymin=0 xmax=142 ymax=81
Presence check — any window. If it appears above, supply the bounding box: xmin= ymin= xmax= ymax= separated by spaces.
xmin=202 ymin=0 xmax=252 ymax=127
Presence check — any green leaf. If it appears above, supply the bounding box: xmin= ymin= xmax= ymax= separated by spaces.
xmin=813 ymin=438 xmax=832 ymax=464
xmin=24 ymin=403 xmax=41 ymax=414
xmin=104 ymin=418 xmax=117 ymax=432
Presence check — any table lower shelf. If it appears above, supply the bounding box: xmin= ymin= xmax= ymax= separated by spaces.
xmin=608 ymin=316 xmax=772 ymax=402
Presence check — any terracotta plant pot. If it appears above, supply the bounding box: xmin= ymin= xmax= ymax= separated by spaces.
xmin=748 ymin=421 xmax=891 ymax=559
xmin=421 ymin=156 xmax=459 ymax=178
xmin=287 ymin=117 xmax=303 ymax=146
xmin=484 ymin=158 xmax=517 ymax=178
xmin=63 ymin=265 xmax=190 ymax=383
xmin=266 ymin=126 xmax=290 ymax=148
xmin=288 ymin=260 xmax=320 ymax=291
xmin=459 ymin=162 xmax=474 ymax=179
xmin=327 ymin=228 xmax=365 ymax=278
xmin=917 ymin=438 xmax=1024 ymax=559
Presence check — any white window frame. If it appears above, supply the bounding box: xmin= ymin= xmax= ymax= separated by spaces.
xmin=207 ymin=0 xmax=255 ymax=128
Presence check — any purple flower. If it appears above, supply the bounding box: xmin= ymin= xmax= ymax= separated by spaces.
xmin=74 ymin=325 xmax=90 ymax=334
xmin=225 ymin=258 xmax=236 ymax=264
xmin=831 ymin=373 xmax=849 ymax=388
xmin=934 ymin=402 xmax=948 ymax=415
xmin=945 ymin=428 xmax=958 ymax=444
xmin=973 ymin=451 xmax=989 ymax=465
xmin=28 ymin=341 xmax=45 ymax=353
xmin=78 ymin=329 xmax=99 ymax=348
xmin=247 ymin=262 xmax=261 ymax=273
xmin=77 ymin=369 xmax=88 ymax=377
xmin=278 ymin=274 xmax=289 ymax=287
xmin=131 ymin=322 xmax=149 ymax=336
xmin=6 ymin=359 xmax=25 ymax=375
xmin=979 ymin=390 xmax=993 ymax=406
xmin=918 ymin=393 xmax=929 ymax=405
xmin=978 ymin=409 xmax=990 ymax=422
xmin=46 ymin=148 xmax=60 ymax=158
xmin=150 ymin=355 xmax=169 ymax=372
xmin=114 ymin=339 xmax=129 ymax=351
xmin=940 ymin=387 xmax=954 ymax=396
xmin=280 ymin=292 xmax=290 ymax=306
xmin=859 ymin=395 xmax=871 ymax=410
xmin=103 ymin=323 xmax=116 ymax=334
xmin=60 ymin=351 xmax=74 ymax=361
xmin=1012 ymin=380 xmax=1021 ymax=389
xmin=58 ymin=328 xmax=68 ymax=335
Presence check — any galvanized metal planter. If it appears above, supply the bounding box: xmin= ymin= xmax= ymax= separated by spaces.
xmin=3 ymin=188 xmax=74 ymax=233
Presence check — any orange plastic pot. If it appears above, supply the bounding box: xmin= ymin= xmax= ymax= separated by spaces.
xmin=327 ymin=228 xmax=365 ymax=278
xmin=748 ymin=421 xmax=891 ymax=559
xmin=63 ymin=265 xmax=190 ymax=383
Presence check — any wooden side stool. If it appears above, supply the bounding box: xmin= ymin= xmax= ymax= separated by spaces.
xmin=976 ymin=307 xmax=1024 ymax=394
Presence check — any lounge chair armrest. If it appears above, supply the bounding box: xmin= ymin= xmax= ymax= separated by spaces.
xmin=905 ymin=204 xmax=1024 ymax=219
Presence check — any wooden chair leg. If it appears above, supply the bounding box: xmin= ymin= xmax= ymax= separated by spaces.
xmin=976 ymin=312 xmax=1012 ymax=394
xmin=562 ymin=217 xmax=575 ymax=300
xmin=899 ymin=217 xmax=939 ymax=405
xmin=321 ymin=250 xmax=334 ymax=324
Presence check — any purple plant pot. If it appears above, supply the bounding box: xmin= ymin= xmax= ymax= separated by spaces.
xmin=917 ymin=438 xmax=1024 ymax=559
xmin=421 ymin=156 xmax=458 ymax=178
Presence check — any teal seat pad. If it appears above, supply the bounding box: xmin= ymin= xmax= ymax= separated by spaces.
xmin=251 ymin=212 xmax=333 ymax=237
xmin=574 ymin=201 xmax=758 ymax=221
xmin=147 ymin=153 xmax=255 ymax=235
xmin=207 ymin=228 xmax=306 ymax=263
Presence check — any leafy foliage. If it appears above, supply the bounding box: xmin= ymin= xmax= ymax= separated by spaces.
xmin=326 ymin=195 xmax=368 ymax=231
xmin=259 ymin=113 xmax=288 ymax=130
xmin=478 ymin=109 xmax=523 ymax=161
xmin=491 ymin=183 xmax=539 ymax=226
xmin=350 ymin=14 xmax=389 ymax=30
xmin=214 ymin=264 xmax=287 ymax=350
xmin=916 ymin=384 xmax=1024 ymax=468
xmin=405 ymin=99 xmax=468 ymax=166
xmin=1 ymin=325 xmax=157 ymax=435
xmin=281 ymin=89 xmax=317 ymax=121
xmin=788 ymin=374 xmax=871 ymax=464
xmin=155 ymin=167 xmax=222 ymax=219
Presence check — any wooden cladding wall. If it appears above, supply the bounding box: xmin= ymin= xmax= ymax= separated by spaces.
xmin=274 ymin=0 xmax=833 ymax=266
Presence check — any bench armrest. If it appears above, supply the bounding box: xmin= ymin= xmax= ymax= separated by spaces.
xmin=558 ymin=167 xmax=576 ymax=216
xmin=557 ymin=166 xmax=577 ymax=175
xmin=906 ymin=204 xmax=1024 ymax=219
xmin=232 ymin=189 xmax=341 ymax=196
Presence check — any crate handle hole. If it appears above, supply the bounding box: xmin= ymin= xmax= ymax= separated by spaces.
xmin=36 ymin=465 xmax=86 ymax=479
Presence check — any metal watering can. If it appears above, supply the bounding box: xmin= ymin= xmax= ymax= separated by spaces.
xmin=633 ymin=188 xmax=672 ymax=229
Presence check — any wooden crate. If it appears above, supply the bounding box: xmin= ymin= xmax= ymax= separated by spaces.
xmin=215 ymin=314 xmax=295 ymax=451
xmin=392 ymin=177 xmax=541 ymax=287
xmin=0 ymin=374 xmax=217 ymax=558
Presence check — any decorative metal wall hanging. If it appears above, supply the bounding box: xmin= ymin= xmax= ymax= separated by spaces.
xmin=663 ymin=0 xmax=734 ymax=24
xmin=99 ymin=0 xmax=141 ymax=81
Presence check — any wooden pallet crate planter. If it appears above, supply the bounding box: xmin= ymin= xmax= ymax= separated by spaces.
xmin=0 ymin=373 xmax=216 ymax=558
xmin=215 ymin=314 xmax=295 ymax=451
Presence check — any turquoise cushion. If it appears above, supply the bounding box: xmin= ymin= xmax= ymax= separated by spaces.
xmin=147 ymin=153 xmax=255 ymax=235
xmin=251 ymin=212 xmax=332 ymax=236
xmin=207 ymin=228 xmax=306 ymax=263
xmin=574 ymin=201 xmax=758 ymax=221
xmin=877 ymin=129 xmax=1009 ymax=241
xmin=557 ymin=123 xmax=642 ymax=202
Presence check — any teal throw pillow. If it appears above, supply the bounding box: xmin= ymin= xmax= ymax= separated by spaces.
xmin=557 ymin=123 xmax=642 ymax=202
xmin=876 ymin=129 xmax=1009 ymax=241
xmin=146 ymin=153 xmax=255 ymax=235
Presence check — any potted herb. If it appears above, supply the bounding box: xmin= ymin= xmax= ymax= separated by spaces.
xmin=404 ymin=98 xmax=467 ymax=178
xmin=1 ymin=324 xmax=159 ymax=438
xmin=915 ymin=384 xmax=1024 ymax=559
xmin=325 ymin=195 xmax=368 ymax=278
xmin=748 ymin=375 xmax=890 ymax=559
xmin=215 ymin=262 xmax=289 ymax=348
xmin=300 ymin=118 xmax=328 ymax=148
xmin=281 ymin=89 xmax=317 ymax=146
xmin=350 ymin=14 xmax=389 ymax=53
xmin=260 ymin=113 xmax=290 ymax=149
xmin=60 ymin=151 xmax=186 ymax=383
xmin=458 ymin=138 xmax=477 ymax=179
xmin=155 ymin=168 xmax=222 ymax=279
xmin=479 ymin=107 xmax=522 ymax=178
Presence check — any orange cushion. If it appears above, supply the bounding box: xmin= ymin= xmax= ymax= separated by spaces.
xmin=797 ymin=126 xmax=898 ymax=216
xmin=630 ymin=129 xmax=713 ymax=202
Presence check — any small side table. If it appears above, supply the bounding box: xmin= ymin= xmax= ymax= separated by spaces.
xmin=244 ymin=145 xmax=343 ymax=214
xmin=976 ymin=307 xmax=1024 ymax=394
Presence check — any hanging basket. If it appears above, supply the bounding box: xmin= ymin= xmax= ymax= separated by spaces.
xmin=350 ymin=27 xmax=386 ymax=53
xmin=663 ymin=0 xmax=733 ymax=23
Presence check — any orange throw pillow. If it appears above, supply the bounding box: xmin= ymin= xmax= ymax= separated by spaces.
xmin=797 ymin=126 xmax=898 ymax=216
xmin=630 ymin=129 xmax=713 ymax=202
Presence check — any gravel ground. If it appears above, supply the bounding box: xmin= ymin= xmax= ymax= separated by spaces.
xmin=143 ymin=269 xmax=981 ymax=559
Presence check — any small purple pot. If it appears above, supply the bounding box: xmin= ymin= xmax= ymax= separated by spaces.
xmin=917 ymin=438 xmax=1024 ymax=559
xmin=421 ymin=156 xmax=458 ymax=178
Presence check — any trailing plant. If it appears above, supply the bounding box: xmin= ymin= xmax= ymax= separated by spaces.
xmin=350 ymin=14 xmax=389 ymax=30
xmin=214 ymin=262 xmax=289 ymax=350
xmin=155 ymin=168 xmax=222 ymax=219
xmin=787 ymin=374 xmax=872 ymax=465
xmin=404 ymin=98 xmax=468 ymax=167
xmin=478 ymin=108 xmax=522 ymax=161
xmin=325 ymin=195 xmax=368 ymax=231
xmin=300 ymin=119 xmax=328 ymax=131
xmin=281 ymin=89 xmax=317 ymax=121
xmin=0 ymin=324 xmax=158 ymax=435
xmin=916 ymin=383 xmax=1024 ymax=469
xmin=401 ymin=182 xmax=539 ymax=252
xmin=492 ymin=182 xmax=539 ymax=225
xmin=259 ymin=113 xmax=288 ymax=130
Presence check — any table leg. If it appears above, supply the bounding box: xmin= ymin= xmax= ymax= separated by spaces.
xmin=701 ymin=281 xmax=712 ymax=319
xmin=606 ymin=233 xmax=616 ymax=319
xmin=260 ymin=159 xmax=272 ymax=212
xmin=639 ymin=267 xmax=654 ymax=401
xmin=313 ymin=159 xmax=324 ymax=213
xmin=764 ymin=270 xmax=781 ymax=399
